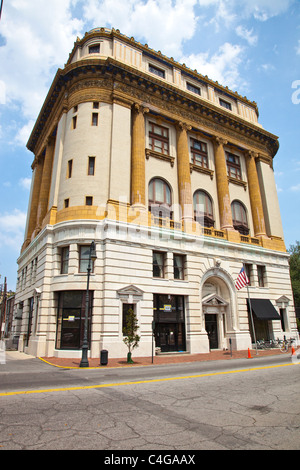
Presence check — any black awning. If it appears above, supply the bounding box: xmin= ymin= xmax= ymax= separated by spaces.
xmin=247 ymin=299 xmax=281 ymax=320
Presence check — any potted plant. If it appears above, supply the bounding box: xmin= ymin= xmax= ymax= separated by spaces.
xmin=123 ymin=308 xmax=140 ymax=363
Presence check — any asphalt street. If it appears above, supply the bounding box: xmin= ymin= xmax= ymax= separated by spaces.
xmin=0 ymin=352 xmax=299 ymax=451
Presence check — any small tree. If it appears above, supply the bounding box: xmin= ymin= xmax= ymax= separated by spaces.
xmin=123 ymin=308 xmax=140 ymax=363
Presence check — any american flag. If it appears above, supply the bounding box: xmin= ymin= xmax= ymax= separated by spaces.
xmin=235 ymin=267 xmax=249 ymax=290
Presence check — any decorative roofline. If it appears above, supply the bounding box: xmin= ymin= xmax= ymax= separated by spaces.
xmin=67 ymin=27 xmax=258 ymax=112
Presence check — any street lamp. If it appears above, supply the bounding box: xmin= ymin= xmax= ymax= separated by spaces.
xmin=80 ymin=241 xmax=97 ymax=368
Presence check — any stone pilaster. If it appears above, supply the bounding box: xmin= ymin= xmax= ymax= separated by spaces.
xmin=212 ymin=137 xmax=234 ymax=230
xmin=176 ymin=121 xmax=193 ymax=221
xmin=35 ymin=136 xmax=56 ymax=233
xmin=245 ymin=150 xmax=267 ymax=237
xmin=131 ymin=104 xmax=149 ymax=209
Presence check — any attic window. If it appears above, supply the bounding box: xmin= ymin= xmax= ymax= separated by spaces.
xmin=89 ymin=44 xmax=100 ymax=54
xmin=149 ymin=64 xmax=165 ymax=79
xmin=219 ymin=98 xmax=232 ymax=110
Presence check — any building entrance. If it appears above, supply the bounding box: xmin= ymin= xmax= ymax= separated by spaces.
xmin=153 ymin=294 xmax=186 ymax=352
xmin=205 ymin=314 xmax=218 ymax=349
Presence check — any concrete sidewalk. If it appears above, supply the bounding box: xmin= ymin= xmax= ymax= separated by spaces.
xmin=39 ymin=348 xmax=285 ymax=369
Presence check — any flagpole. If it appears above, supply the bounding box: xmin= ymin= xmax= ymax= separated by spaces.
xmin=243 ymin=263 xmax=258 ymax=355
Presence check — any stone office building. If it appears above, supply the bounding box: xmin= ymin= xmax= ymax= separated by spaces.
xmin=11 ymin=27 xmax=297 ymax=359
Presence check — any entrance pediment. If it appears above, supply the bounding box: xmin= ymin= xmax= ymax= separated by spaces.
xmin=117 ymin=285 xmax=144 ymax=300
xmin=202 ymin=293 xmax=228 ymax=307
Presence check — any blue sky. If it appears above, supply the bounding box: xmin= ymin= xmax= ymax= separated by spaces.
xmin=0 ymin=0 xmax=299 ymax=291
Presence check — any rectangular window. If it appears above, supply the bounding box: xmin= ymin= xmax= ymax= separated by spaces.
xmin=226 ymin=152 xmax=242 ymax=180
xmin=174 ymin=254 xmax=185 ymax=280
xmin=89 ymin=44 xmax=100 ymax=54
xmin=61 ymin=246 xmax=69 ymax=274
xmin=257 ymin=265 xmax=266 ymax=287
xmin=92 ymin=113 xmax=98 ymax=126
xmin=73 ymin=105 xmax=78 ymax=113
xmin=187 ymin=82 xmax=201 ymax=95
xmin=93 ymin=102 xmax=99 ymax=109
xmin=149 ymin=122 xmax=169 ymax=155
xmin=72 ymin=116 xmax=77 ymax=130
xmin=244 ymin=263 xmax=252 ymax=286
xmin=88 ymin=156 xmax=95 ymax=176
xmin=190 ymin=139 xmax=208 ymax=168
xmin=56 ymin=290 xmax=93 ymax=350
xmin=279 ymin=308 xmax=287 ymax=332
xmin=64 ymin=198 xmax=69 ymax=208
xmin=219 ymin=98 xmax=232 ymax=110
xmin=67 ymin=159 xmax=73 ymax=178
xmin=85 ymin=196 xmax=93 ymax=206
xmin=79 ymin=246 xmax=95 ymax=273
xmin=153 ymin=251 xmax=165 ymax=278
xmin=149 ymin=64 xmax=165 ymax=78
xmin=122 ymin=303 xmax=135 ymax=335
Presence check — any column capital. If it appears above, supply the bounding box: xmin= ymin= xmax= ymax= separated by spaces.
xmin=244 ymin=149 xmax=259 ymax=160
xmin=212 ymin=136 xmax=228 ymax=147
xmin=176 ymin=121 xmax=192 ymax=132
xmin=132 ymin=103 xmax=149 ymax=115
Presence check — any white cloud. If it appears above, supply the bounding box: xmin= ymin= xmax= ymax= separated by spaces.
xmin=291 ymin=183 xmax=300 ymax=192
xmin=236 ymin=26 xmax=258 ymax=46
xmin=296 ymin=39 xmax=300 ymax=55
xmin=198 ymin=0 xmax=294 ymax=23
xmin=0 ymin=0 xmax=84 ymax=120
xmin=82 ymin=0 xmax=198 ymax=57
xmin=0 ymin=81 xmax=6 ymax=105
xmin=0 ymin=209 xmax=27 ymax=250
xmin=19 ymin=177 xmax=32 ymax=190
xmin=181 ymin=42 xmax=246 ymax=91
xmin=15 ymin=120 xmax=35 ymax=146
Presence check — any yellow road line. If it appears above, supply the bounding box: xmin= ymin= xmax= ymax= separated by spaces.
xmin=0 ymin=362 xmax=298 ymax=397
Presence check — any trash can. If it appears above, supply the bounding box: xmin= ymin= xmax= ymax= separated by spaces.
xmin=100 ymin=349 xmax=108 ymax=366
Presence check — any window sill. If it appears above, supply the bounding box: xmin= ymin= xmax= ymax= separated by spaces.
xmin=146 ymin=148 xmax=175 ymax=167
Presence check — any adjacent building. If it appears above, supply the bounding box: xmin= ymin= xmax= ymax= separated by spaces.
xmin=10 ymin=27 xmax=298 ymax=359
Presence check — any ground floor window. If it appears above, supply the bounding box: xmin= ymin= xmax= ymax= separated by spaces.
xmin=56 ymin=291 xmax=93 ymax=350
xmin=153 ymin=294 xmax=186 ymax=352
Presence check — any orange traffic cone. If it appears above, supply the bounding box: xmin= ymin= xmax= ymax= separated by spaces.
xmin=291 ymin=345 xmax=295 ymax=355
xmin=248 ymin=348 xmax=252 ymax=359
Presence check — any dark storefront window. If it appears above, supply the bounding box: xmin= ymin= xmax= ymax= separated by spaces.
xmin=56 ymin=291 xmax=93 ymax=350
xmin=153 ymin=294 xmax=186 ymax=352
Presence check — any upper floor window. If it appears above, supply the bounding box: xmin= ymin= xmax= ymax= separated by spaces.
xmin=149 ymin=122 xmax=169 ymax=155
xmin=88 ymin=156 xmax=95 ymax=175
xmin=174 ymin=254 xmax=185 ymax=280
xmin=231 ymin=200 xmax=249 ymax=235
xmin=67 ymin=159 xmax=73 ymax=178
xmin=219 ymin=98 xmax=232 ymax=110
xmin=61 ymin=247 xmax=69 ymax=274
xmin=226 ymin=152 xmax=242 ymax=180
xmin=79 ymin=245 xmax=95 ymax=273
xmin=193 ymin=190 xmax=214 ymax=228
xmin=148 ymin=178 xmax=172 ymax=218
xmin=257 ymin=265 xmax=266 ymax=287
xmin=89 ymin=44 xmax=100 ymax=54
xmin=186 ymin=82 xmax=201 ymax=95
xmin=149 ymin=64 xmax=165 ymax=78
xmin=153 ymin=251 xmax=165 ymax=278
xmin=190 ymin=139 xmax=208 ymax=168
xmin=92 ymin=113 xmax=98 ymax=126
xmin=72 ymin=116 xmax=77 ymax=130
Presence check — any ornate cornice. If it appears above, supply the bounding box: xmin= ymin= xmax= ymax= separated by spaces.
xmin=27 ymin=58 xmax=279 ymax=161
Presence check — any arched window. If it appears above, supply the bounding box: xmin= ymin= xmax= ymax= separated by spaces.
xmin=231 ymin=200 xmax=249 ymax=235
xmin=148 ymin=178 xmax=172 ymax=219
xmin=193 ymin=190 xmax=214 ymax=227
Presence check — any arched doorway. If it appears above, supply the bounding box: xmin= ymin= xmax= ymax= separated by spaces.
xmin=201 ymin=268 xmax=237 ymax=350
